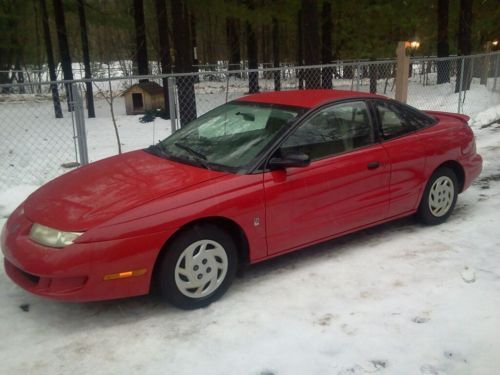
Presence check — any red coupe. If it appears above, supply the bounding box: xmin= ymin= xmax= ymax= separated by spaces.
xmin=1 ymin=90 xmax=482 ymax=309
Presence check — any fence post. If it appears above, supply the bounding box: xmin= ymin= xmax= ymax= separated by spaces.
xmin=457 ymin=57 xmax=465 ymax=113
xmin=395 ymin=41 xmax=409 ymax=103
xmin=72 ymin=83 xmax=89 ymax=165
xmin=167 ymin=76 xmax=177 ymax=133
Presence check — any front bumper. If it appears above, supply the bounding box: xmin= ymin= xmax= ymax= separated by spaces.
xmin=1 ymin=206 xmax=173 ymax=302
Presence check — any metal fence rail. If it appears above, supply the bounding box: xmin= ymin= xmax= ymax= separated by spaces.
xmin=1 ymin=52 xmax=499 ymax=190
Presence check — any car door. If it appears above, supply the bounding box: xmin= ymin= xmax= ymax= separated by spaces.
xmin=372 ymin=100 xmax=428 ymax=217
xmin=264 ymin=100 xmax=390 ymax=256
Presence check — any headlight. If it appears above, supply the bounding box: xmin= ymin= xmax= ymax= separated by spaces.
xmin=29 ymin=223 xmax=83 ymax=248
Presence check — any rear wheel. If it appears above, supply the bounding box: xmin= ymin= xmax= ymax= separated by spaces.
xmin=157 ymin=224 xmax=237 ymax=309
xmin=417 ymin=167 xmax=458 ymax=225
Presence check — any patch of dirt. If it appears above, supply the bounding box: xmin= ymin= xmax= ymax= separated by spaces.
xmin=412 ymin=311 xmax=431 ymax=324
xmin=473 ymin=173 xmax=500 ymax=190
xmin=480 ymin=119 xmax=500 ymax=129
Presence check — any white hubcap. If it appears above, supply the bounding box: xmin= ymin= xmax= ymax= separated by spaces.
xmin=428 ymin=176 xmax=454 ymax=217
xmin=175 ymin=239 xmax=228 ymax=298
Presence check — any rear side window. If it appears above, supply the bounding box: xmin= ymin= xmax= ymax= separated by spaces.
xmin=374 ymin=101 xmax=434 ymax=140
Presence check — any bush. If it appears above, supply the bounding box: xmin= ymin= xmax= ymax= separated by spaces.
xmin=139 ymin=109 xmax=170 ymax=123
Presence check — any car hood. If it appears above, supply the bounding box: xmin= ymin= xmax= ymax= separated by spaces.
xmin=24 ymin=150 xmax=227 ymax=231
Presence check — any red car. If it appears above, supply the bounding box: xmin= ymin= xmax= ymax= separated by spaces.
xmin=2 ymin=90 xmax=482 ymax=309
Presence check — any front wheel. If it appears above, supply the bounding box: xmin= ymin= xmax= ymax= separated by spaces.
xmin=157 ymin=224 xmax=237 ymax=309
xmin=417 ymin=167 xmax=458 ymax=225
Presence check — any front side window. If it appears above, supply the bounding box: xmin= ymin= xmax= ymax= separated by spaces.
xmin=152 ymin=102 xmax=301 ymax=171
xmin=375 ymin=101 xmax=433 ymax=140
xmin=280 ymin=101 xmax=374 ymax=160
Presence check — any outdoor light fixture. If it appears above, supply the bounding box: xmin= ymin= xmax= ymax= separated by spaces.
xmin=404 ymin=39 xmax=421 ymax=52
xmin=493 ymin=40 xmax=499 ymax=46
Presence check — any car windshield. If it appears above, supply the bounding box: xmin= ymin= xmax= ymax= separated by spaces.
xmin=153 ymin=102 xmax=302 ymax=172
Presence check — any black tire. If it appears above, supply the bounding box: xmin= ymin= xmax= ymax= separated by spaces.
xmin=417 ymin=167 xmax=458 ymax=225
xmin=157 ymin=224 xmax=237 ymax=310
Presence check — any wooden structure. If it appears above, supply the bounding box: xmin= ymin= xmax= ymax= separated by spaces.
xmin=122 ymin=82 xmax=164 ymax=115
xmin=395 ymin=41 xmax=410 ymax=103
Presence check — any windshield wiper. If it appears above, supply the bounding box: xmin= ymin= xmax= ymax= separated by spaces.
xmin=174 ymin=142 xmax=211 ymax=170
xmin=147 ymin=143 xmax=170 ymax=156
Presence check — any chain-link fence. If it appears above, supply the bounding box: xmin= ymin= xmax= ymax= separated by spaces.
xmin=171 ymin=52 xmax=499 ymax=129
xmin=1 ymin=52 xmax=499 ymax=190
xmin=0 ymin=81 xmax=81 ymax=189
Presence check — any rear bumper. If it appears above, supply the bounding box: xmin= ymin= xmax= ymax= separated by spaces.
xmin=1 ymin=206 xmax=172 ymax=302
xmin=462 ymin=153 xmax=483 ymax=192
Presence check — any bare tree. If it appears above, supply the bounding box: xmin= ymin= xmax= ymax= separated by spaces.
xmin=93 ymin=67 xmax=122 ymax=154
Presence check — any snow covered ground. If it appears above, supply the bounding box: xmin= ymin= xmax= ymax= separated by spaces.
xmin=0 ymin=85 xmax=500 ymax=374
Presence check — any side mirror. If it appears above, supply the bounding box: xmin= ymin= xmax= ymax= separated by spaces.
xmin=268 ymin=152 xmax=310 ymax=170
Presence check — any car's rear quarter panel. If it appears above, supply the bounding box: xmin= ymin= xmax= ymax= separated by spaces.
xmin=418 ymin=113 xmax=479 ymax=192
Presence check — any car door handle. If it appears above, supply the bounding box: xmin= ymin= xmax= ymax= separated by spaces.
xmin=367 ymin=161 xmax=380 ymax=170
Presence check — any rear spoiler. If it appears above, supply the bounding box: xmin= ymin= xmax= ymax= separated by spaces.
xmin=424 ymin=110 xmax=470 ymax=123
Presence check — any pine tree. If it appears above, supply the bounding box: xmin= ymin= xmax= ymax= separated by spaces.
xmin=133 ymin=0 xmax=149 ymax=80
xmin=246 ymin=0 xmax=258 ymax=93
xmin=272 ymin=17 xmax=280 ymax=91
xmin=301 ymin=0 xmax=321 ymax=88
xmin=436 ymin=0 xmax=450 ymax=84
xmin=172 ymin=0 xmax=197 ymax=125
xmin=455 ymin=0 xmax=473 ymax=92
xmin=321 ymin=0 xmax=333 ymax=89
xmin=53 ymin=0 xmax=73 ymax=111
xmin=40 ymin=0 xmax=63 ymax=118
xmin=154 ymin=0 xmax=171 ymax=118
xmin=77 ymin=0 xmax=95 ymax=117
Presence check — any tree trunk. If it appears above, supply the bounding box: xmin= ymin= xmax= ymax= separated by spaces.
xmin=190 ymin=12 xmax=198 ymax=66
xmin=369 ymin=58 xmax=377 ymax=93
xmin=133 ymin=0 xmax=149 ymax=80
xmin=53 ymin=0 xmax=73 ymax=111
xmin=246 ymin=2 xmax=258 ymax=93
xmin=154 ymin=0 xmax=171 ymax=118
xmin=297 ymin=9 xmax=304 ymax=89
xmin=172 ymin=0 xmax=197 ymax=125
xmin=40 ymin=0 xmax=63 ymax=118
xmin=321 ymin=0 xmax=333 ymax=89
xmin=436 ymin=0 xmax=450 ymax=84
xmin=272 ymin=17 xmax=281 ymax=91
xmin=301 ymin=0 xmax=321 ymax=89
xmin=226 ymin=15 xmax=241 ymax=74
xmin=77 ymin=0 xmax=95 ymax=118
xmin=455 ymin=0 xmax=473 ymax=93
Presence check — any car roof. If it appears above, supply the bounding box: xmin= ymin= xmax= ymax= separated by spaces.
xmin=236 ymin=89 xmax=386 ymax=109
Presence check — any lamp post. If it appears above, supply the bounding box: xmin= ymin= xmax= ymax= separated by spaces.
xmin=408 ymin=39 xmax=420 ymax=78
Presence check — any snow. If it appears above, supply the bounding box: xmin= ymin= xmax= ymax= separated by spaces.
xmin=1 ymin=83 xmax=500 ymax=374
